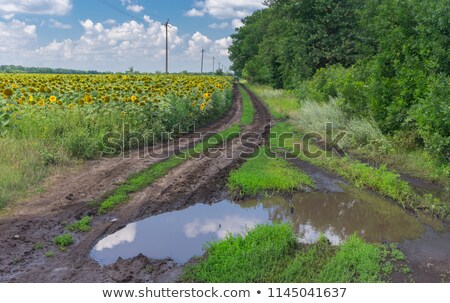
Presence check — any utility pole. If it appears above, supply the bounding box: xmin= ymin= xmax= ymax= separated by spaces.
xmin=201 ymin=48 xmax=205 ymax=73
xmin=212 ymin=56 xmax=215 ymax=73
xmin=164 ymin=19 xmax=169 ymax=74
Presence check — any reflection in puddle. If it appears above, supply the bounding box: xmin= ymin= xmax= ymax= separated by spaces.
xmin=92 ymin=187 xmax=424 ymax=265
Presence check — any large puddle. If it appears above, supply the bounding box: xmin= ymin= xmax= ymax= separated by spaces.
xmin=91 ymin=186 xmax=425 ymax=265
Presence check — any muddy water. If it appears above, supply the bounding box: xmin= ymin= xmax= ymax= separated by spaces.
xmin=91 ymin=186 xmax=425 ymax=265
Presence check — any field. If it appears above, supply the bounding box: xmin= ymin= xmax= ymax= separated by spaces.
xmin=0 ymin=74 xmax=233 ymax=208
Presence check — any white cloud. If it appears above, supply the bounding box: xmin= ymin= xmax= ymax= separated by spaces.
xmin=2 ymin=13 xmax=14 ymax=20
xmin=0 ymin=19 xmax=37 ymax=54
xmin=209 ymin=22 xmax=229 ymax=29
xmin=35 ymin=16 xmax=184 ymax=70
xmin=187 ymin=0 xmax=265 ymax=19
xmin=49 ymin=18 xmax=71 ymax=29
xmin=103 ymin=19 xmax=117 ymax=25
xmin=185 ymin=8 xmax=204 ymax=17
xmin=126 ymin=4 xmax=144 ymax=13
xmin=231 ymin=18 xmax=243 ymax=29
xmin=212 ymin=37 xmax=232 ymax=57
xmin=186 ymin=31 xmax=212 ymax=57
xmin=0 ymin=0 xmax=72 ymax=16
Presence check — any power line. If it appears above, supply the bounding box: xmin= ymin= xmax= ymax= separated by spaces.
xmin=96 ymin=0 xmax=146 ymax=23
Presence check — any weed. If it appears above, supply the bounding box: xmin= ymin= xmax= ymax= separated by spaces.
xmin=52 ymin=234 xmax=74 ymax=248
xmin=68 ymin=216 xmax=92 ymax=232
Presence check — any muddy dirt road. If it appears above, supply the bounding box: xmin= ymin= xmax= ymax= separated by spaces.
xmin=0 ymin=85 xmax=448 ymax=283
xmin=0 ymin=84 xmax=271 ymax=282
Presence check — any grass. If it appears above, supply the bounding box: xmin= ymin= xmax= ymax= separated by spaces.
xmin=246 ymin=84 xmax=299 ymax=120
xmin=0 ymin=137 xmax=71 ymax=210
xmin=52 ymin=234 xmax=74 ymax=248
xmin=67 ymin=216 xmax=92 ymax=232
xmin=183 ymin=224 xmax=298 ymax=283
xmin=183 ymin=224 xmax=394 ymax=283
xmin=227 ymin=147 xmax=314 ymax=197
xmin=239 ymin=86 xmax=255 ymax=125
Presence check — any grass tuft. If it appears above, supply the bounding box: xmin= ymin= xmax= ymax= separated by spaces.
xmin=228 ymin=147 xmax=314 ymax=197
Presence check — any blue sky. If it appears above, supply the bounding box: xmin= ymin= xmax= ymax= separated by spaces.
xmin=0 ymin=0 xmax=265 ymax=72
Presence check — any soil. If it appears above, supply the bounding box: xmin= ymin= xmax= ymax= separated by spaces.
xmin=0 ymin=84 xmax=448 ymax=283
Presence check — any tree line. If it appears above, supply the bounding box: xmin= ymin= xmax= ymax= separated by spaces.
xmin=229 ymin=0 xmax=449 ymax=159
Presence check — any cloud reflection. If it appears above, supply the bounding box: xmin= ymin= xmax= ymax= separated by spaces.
xmin=94 ymin=223 xmax=137 ymax=251
xmin=184 ymin=215 xmax=263 ymax=239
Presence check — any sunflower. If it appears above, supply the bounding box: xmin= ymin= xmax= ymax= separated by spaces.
xmin=49 ymin=95 xmax=57 ymax=102
xmin=38 ymin=99 xmax=45 ymax=106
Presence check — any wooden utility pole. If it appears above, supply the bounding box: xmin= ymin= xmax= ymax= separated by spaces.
xmin=212 ymin=56 xmax=215 ymax=73
xmin=201 ymin=48 xmax=205 ymax=73
xmin=164 ymin=19 xmax=169 ymax=74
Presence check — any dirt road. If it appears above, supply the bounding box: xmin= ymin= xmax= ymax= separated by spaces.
xmin=0 ymin=84 xmax=271 ymax=282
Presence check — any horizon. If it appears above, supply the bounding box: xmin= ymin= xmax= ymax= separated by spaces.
xmin=0 ymin=0 xmax=265 ymax=73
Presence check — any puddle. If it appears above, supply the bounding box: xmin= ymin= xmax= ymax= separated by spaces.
xmin=92 ymin=187 xmax=424 ymax=265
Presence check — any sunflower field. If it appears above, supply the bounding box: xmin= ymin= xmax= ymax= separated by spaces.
xmin=0 ymin=74 xmax=233 ymax=207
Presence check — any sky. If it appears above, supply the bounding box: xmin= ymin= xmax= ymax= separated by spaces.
xmin=0 ymin=0 xmax=265 ymax=73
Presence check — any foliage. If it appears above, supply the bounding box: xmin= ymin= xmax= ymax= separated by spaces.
xmin=230 ymin=0 xmax=450 ymax=159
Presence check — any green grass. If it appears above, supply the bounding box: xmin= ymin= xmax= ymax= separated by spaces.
xmin=52 ymin=234 xmax=74 ymax=248
xmin=99 ymin=124 xmax=242 ymax=213
xmin=99 ymin=155 xmax=186 ymax=213
xmin=239 ymin=86 xmax=255 ymax=125
xmin=67 ymin=216 xmax=92 ymax=232
xmin=246 ymin=84 xmax=299 ymax=120
xmin=183 ymin=224 xmax=393 ymax=283
xmin=318 ymin=235 xmax=384 ymax=282
xmin=227 ymin=147 xmax=314 ymax=197
xmin=183 ymin=224 xmax=298 ymax=283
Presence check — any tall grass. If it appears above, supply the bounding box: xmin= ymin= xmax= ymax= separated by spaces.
xmin=0 ymin=137 xmax=70 ymax=209
xmin=291 ymin=97 xmax=388 ymax=151
xmin=246 ymin=84 xmax=299 ymax=119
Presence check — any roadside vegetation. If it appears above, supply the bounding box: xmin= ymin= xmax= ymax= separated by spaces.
xmin=183 ymin=224 xmax=402 ymax=283
xmin=230 ymin=0 xmax=449 ymax=187
xmin=249 ymin=85 xmax=449 ymax=220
